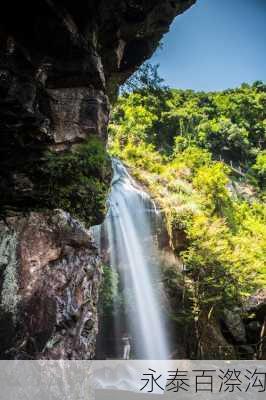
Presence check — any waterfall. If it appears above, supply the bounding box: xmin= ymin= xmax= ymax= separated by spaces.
xmin=92 ymin=159 xmax=169 ymax=359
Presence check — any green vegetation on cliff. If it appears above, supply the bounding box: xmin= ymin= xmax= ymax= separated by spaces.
xmin=41 ymin=137 xmax=112 ymax=226
xmin=109 ymin=71 xmax=266 ymax=323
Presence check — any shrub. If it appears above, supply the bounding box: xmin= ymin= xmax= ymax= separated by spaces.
xmin=41 ymin=137 xmax=111 ymax=226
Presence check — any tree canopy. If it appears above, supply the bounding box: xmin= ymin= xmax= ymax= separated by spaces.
xmin=109 ymin=72 xmax=266 ymax=321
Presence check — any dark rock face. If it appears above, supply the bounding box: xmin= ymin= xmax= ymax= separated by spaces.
xmin=0 ymin=210 xmax=102 ymax=359
xmin=0 ymin=0 xmax=195 ymax=358
xmin=244 ymin=290 xmax=266 ymax=359
xmin=0 ymin=0 xmax=196 ymax=216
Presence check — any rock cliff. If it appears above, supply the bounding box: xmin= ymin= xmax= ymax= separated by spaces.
xmin=0 ymin=210 xmax=101 ymax=359
xmin=0 ymin=0 xmax=195 ymax=358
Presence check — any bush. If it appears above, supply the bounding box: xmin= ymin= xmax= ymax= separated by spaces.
xmin=41 ymin=137 xmax=111 ymax=226
xmin=252 ymin=150 xmax=266 ymax=188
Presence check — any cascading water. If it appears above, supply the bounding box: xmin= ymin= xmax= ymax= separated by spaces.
xmin=92 ymin=159 xmax=169 ymax=359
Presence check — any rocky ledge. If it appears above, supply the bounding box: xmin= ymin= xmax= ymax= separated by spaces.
xmin=0 ymin=0 xmax=195 ymax=216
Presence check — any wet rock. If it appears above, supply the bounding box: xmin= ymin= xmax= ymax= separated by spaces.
xmin=0 ymin=210 xmax=102 ymax=359
xmin=223 ymin=308 xmax=247 ymax=344
xmin=245 ymin=289 xmax=266 ymax=318
xmin=199 ymin=318 xmax=236 ymax=359
xmin=244 ymin=290 xmax=266 ymax=359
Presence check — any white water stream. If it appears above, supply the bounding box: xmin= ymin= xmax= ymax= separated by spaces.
xmin=93 ymin=159 xmax=169 ymax=359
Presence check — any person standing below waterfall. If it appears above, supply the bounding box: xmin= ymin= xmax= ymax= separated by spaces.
xmin=122 ymin=332 xmax=131 ymax=360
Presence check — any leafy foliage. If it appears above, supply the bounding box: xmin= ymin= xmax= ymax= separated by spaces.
xmin=99 ymin=265 xmax=122 ymax=316
xmin=109 ymin=80 xmax=266 ymax=321
xmin=111 ymin=81 xmax=266 ymax=187
xmin=41 ymin=136 xmax=111 ymax=226
xmin=121 ymin=62 xmax=167 ymax=94
xmin=252 ymin=150 xmax=266 ymax=188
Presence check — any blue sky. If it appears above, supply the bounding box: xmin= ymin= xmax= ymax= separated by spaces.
xmin=150 ymin=0 xmax=266 ymax=91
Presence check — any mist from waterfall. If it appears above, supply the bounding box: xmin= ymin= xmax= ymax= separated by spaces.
xmin=92 ymin=159 xmax=169 ymax=359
